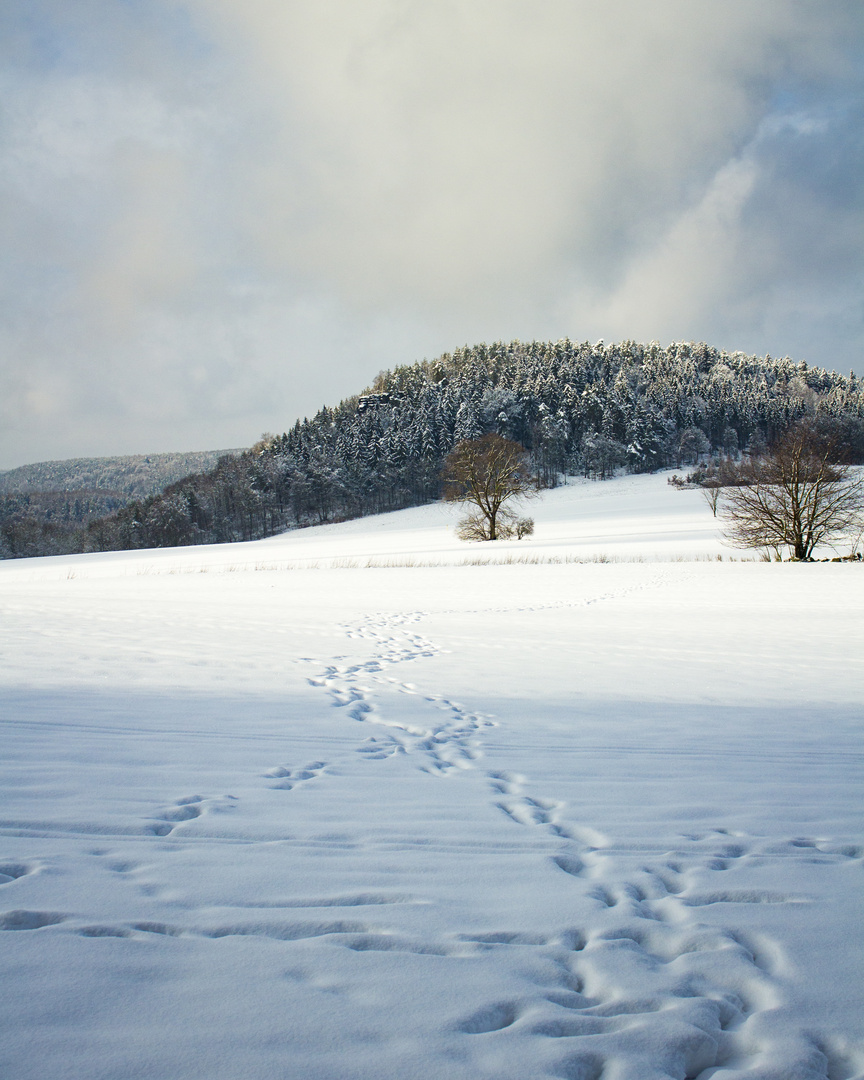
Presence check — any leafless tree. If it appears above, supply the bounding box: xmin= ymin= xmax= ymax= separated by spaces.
xmin=720 ymin=422 xmax=864 ymax=560
xmin=701 ymin=481 xmax=722 ymax=518
xmin=442 ymin=434 xmax=536 ymax=541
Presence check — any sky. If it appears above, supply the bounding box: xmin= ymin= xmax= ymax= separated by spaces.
xmin=1 ymin=1 xmax=862 ymax=469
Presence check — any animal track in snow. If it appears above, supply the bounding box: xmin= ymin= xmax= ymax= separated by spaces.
xmin=587 ymin=886 xmax=617 ymax=908
xmin=487 ymin=770 xmax=578 ymax=834
xmin=667 ymin=831 xmax=864 ymax=885
xmin=355 ymin=737 xmax=405 ymax=760
xmin=432 ymin=902 xmax=806 ymax=1079
xmin=105 ymin=859 xmax=140 ymax=874
xmin=146 ymin=794 xmax=237 ymax=835
xmin=0 ymin=909 xmax=66 ymax=930
xmin=306 ymin=610 xmax=497 ymax=775
xmin=477 ymin=758 xmax=850 ymax=1078
xmin=455 ymin=1001 xmax=521 ymax=1034
xmin=527 ymin=920 xmax=793 ymax=1075
xmin=487 ymin=770 xmax=525 ymax=796
xmin=495 ymin=796 xmax=563 ymax=827
xmin=265 ymin=762 xmax=327 ymax=789
xmin=551 ymin=854 xmax=587 ymax=878
xmin=0 ymin=862 xmax=34 ymax=884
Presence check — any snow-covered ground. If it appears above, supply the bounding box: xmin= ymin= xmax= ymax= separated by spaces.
xmin=1 ymin=473 xmax=862 ymax=1080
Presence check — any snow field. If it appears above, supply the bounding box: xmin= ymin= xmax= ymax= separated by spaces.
xmin=0 ymin=475 xmax=862 ymax=1079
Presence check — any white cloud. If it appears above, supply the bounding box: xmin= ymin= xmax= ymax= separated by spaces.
xmin=589 ymin=150 xmax=761 ymax=340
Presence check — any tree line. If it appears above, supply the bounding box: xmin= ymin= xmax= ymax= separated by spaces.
xmin=3 ymin=339 xmax=863 ymax=558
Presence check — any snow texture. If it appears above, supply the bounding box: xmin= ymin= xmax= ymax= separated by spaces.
xmin=0 ymin=474 xmax=862 ymax=1079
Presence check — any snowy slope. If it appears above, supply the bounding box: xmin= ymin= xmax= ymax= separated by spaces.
xmin=0 ymin=474 xmax=862 ymax=1080
xmin=1 ymin=472 xmax=733 ymax=583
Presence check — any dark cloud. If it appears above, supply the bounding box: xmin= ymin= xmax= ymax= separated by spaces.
xmin=1 ymin=1 xmax=862 ymax=467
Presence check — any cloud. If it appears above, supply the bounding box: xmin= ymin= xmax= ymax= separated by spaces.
xmin=191 ymin=1 xmax=862 ymax=304
xmin=586 ymin=96 xmax=864 ymax=357
xmin=0 ymin=1 xmax=862 ymax=466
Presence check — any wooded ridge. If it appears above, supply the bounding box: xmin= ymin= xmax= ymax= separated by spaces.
xmin=3 ymin=340 xmax=862 ymax=558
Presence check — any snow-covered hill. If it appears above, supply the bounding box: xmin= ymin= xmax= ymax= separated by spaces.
xmin=0 ymin=449 xmax=241 ymax=496
xmin=1 ymin=474 xmax=862 ymax=1079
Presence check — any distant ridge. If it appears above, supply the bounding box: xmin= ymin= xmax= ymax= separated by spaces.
xmin=3 ymin=338 xmax=863 ymax=560
xmin=0 ymin=450 xmax=244 ymax=498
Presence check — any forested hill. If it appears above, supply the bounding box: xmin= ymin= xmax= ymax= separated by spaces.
xmin=5 ymin=339 xmax=864 ymax=558
xmin=0 ymin=450 xmax=242 ymax=496
xmin=0 ymin=449 xmax=242 ymax=558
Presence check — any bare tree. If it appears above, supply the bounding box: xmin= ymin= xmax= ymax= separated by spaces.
xmin=701 ymin=481 xmax=722 ymax=518
xmin=720 ymin=422 xmax=864 ymax=560
xmin=442 ymin=434 xmax=536 ymax=541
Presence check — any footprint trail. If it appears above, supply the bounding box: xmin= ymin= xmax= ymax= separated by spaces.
xmin=293 ymin=601 xmax=864 ymax=1080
